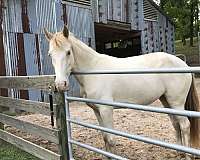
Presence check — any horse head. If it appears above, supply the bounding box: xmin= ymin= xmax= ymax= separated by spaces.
xmin=44 ymin=26 xmax=75 ymax=91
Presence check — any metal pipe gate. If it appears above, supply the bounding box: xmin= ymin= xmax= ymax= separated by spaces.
xmin=65 ymin=67 xmax=200 ymax=160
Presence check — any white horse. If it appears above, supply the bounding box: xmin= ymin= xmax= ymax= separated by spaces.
xmin=44 ymin=26 xmax=200 ymax=160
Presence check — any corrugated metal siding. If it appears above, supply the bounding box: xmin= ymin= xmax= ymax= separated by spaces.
xmin=61 ymin=2 xmax=95 ymax=96
xmin=63 ymin=3 xmax=95 ymax=48
xmin=107 ymin=0 xmax=128 ymax=22
xmin=92 ymin=0 xmax=143 ymax=30
xmin=2 ymin=0 xmax=23 ymax=33
xmin=141 ymin=17 xmax=175 ymax=54
xmin=158 ymin=13 xmax=175 ymax=54
xmin=1 ymin=0 xmax=95 ymax=98
xmin=141 ymin=20 xmax=160 ymax=54
xmin=0 ymin=0 xmax=8 ymax=97
xmin=2 ymin=0 xmax=58 ymax=33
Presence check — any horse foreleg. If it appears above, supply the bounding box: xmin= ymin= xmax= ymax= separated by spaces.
xmin=92 ymin=105 xmax=115 ymax=152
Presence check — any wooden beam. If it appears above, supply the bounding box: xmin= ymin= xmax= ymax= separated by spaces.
xmin=54 ymin=92 xmax=70 ymax=160
xmin=0 ymin=130 xmax=61 ymax=160
xmin=0 ymin=75 xmax=55 ymax=91
xmin=95 ymin=21 xmax=131 ymax=31
xmin=0 ymin=113 xmax=59 ymax=144
xmin=0 ymin=96 xmax=56 ymax=116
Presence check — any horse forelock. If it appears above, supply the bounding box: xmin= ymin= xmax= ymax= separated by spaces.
xmin=50 ymin=32 xmax=71 ymax=51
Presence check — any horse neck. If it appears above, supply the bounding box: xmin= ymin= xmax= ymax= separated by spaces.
xmin=69 ymin=36 xmax=101 ymax=87
xmin=70 ymin=36 xmax=100 ymax=72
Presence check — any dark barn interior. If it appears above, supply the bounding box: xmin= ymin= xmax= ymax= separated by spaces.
xmin=95 ymin=22 xmax=141 ymax=58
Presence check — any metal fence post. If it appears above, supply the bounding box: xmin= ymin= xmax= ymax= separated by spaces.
xmin=54 ymin=92 xmax=70 ymax=160
xmin=65 ymin=91 xmax=74 ymax=159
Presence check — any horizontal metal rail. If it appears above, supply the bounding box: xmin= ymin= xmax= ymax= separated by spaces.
xmin=68 ymin=118 xmax=200 ymax=156
xmin=69 ymin=139 xmax=127 ymax=160
xmin=66 ymin=97 xmax=200 ymax=118
xmin=67 ymin=67 xmax=200 ymax=159
xmin=72 ymin=67 xmax=200 ymax=75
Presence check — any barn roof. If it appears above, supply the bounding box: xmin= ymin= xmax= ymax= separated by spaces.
xmin=147 ymin=0 xmax=175 ymax=25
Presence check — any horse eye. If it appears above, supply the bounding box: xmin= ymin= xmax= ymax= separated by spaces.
xmin=67 ymin=51 xmax=71 ymax=55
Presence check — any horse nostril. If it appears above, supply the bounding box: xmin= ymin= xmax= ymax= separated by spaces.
xmin=64 ymin=81 xmax=67 ymax=86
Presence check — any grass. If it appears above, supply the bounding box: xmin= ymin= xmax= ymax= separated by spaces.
xmin=0 ymin=141 xmax=40 ymax=160
xmin=175 ymin=37 xmax=199 ymax=55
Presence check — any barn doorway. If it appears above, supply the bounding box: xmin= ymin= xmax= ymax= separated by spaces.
xmin=95 ymin=22 xmax=141 ymax=58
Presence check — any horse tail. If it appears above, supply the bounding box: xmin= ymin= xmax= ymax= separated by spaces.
xmin=185 ymin=75 xmax=200 ymax=148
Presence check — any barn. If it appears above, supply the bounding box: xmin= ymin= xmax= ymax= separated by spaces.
xmin=0 ymin=0 xmax=175 ymax=99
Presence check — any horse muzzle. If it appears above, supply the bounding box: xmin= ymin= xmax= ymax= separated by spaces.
xmin=55 ymin=80 xmax=69 ymax=91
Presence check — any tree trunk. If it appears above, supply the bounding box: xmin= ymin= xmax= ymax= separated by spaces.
xmin=190 ymin=0 xmax=195 ymax=46
xmin=195 ymin=0 xmax=199 ymax=34
xmin=182 ymin=37 xmax=186 ymax=46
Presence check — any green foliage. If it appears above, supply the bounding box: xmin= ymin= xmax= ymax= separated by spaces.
xmin=160 ymin=0 xmax=199 ymax=45
xmin=175 ymin=37 xmax=198 ymax=55
xmin=0 ymin=142 xmax=39 ymax=160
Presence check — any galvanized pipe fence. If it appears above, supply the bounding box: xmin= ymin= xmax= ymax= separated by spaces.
xmin=65 ymin=67 xmax=200 ymax=160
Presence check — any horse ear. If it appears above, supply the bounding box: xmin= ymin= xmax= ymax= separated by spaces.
xmin=63 ymin=25 xmax=69 ymax=38
xmin=44 ymin=28 xmax=53 ymax=41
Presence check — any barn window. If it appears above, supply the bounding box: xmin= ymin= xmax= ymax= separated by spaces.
xmin=62 ymin=0 xmax=91 ymax=5
xmin=143 ymin=0 xmax=158 ymax=21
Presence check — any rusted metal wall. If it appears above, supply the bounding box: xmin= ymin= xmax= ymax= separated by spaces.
xmin=0 ymin=0 xmax=95 ymax=99
xmin=0 ymin=0 xmax=57 ymax=100
xmin=0 ymin=0 xmax=8 ymax=97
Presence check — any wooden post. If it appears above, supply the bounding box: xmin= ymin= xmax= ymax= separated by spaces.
xmin=0 ymin=107 xmax=4 ymax=145
xmin=54 ymin=92 xmax=70 ymax=160
xmin=0 ymin=107 xmax=4 ymax=130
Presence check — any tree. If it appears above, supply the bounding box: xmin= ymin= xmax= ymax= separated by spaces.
xmin=160 ymin=0 xmax=199 ymax=46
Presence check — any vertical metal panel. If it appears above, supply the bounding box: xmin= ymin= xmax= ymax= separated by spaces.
xmin=129 ymin=0 xmax=140 ymax=30
xmin=35 ymin=0 xmax=57 ymax=33
xmin=23 ymin=33 xmax=41 ymax=101
xmin=98 ymin=0 xmax=107 ymax=23
xmin=60 ymin=2 xmax=95 ymax=96
xmin=21 ymin=0 xmax=30 ymax=33
xmin=26 ymin=0 xmax=37 ymax=33
xmin=17 ymin=33 xmax=29 ymax=99
xmin=38 ymin=34 xmax=54 ymax=75
xmin=153 ymin=21 xmax=160 ymax=52
xmin=158 ymin=13 xmax=166 ymax=52
xmin=2 ymin=0 xmax=23 ymax=32
xmin=0 ymin=0 xmax=8 ymax=97
xmin=141 ymin=21 xmax=149 ymax=53
xmin=55 ymin=2 xmax=64 ymax=29
xmin=62 ymin=3 xmax=95 ymax=48
xmin=107 ymin=0 xmax=113 ymax=20
xmin=147 ymin=21 xmax=154 ymax=52
xmin=3 ymin=32 xmax=19 ymax=98
xmin=137 ymin=0 xmax=144 ymax=30
xmin=91 ymin=0 xmax=99 ymax=22
xmin=141 ymin=20 xmax=160 ymax=54
xmin=112 ymin=0 xmax=122 ymax=21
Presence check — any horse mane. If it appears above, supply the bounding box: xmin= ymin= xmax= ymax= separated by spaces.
xmin=68 ymin=33 xmax=100 ymax=57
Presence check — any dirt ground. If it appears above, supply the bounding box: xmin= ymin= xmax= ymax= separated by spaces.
xmin=5 ymin=79 xmax=200 ymax=160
